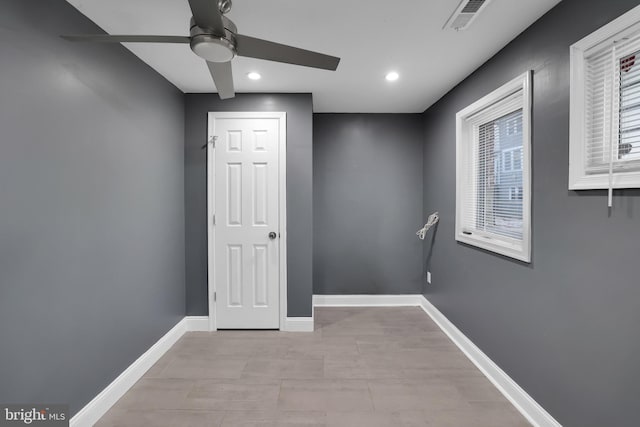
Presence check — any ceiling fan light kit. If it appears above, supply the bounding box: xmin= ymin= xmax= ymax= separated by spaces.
xmin=61 ymin=0 xmax=340 ymax=100
xmin=189 ymin=17 xmax=236 ymax=63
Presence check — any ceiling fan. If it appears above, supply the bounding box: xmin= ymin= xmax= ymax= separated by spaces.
xmin=62 ymin=0 xmax=340 ymax=99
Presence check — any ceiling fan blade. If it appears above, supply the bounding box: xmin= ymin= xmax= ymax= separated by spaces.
xmin=61 ymin=35 xmax=191 ymax=43
xmin=188 ymin=0 xmax=226 ymax=36
xmin=235 ymin=34 xmax=340 ymax=71
xmin=207 ymin=61 xmax=235 ymax=99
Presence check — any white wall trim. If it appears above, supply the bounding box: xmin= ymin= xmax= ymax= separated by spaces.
xmin=313 ymin=294 xmax=422 ymax=307
xmin=70 ymin=318 xmax=188 ymax=427
xmin=73 ymin=299 xmax=560 ymax=427
xmin=185 ymin=316 xmax=210 ymax=332
xmin=313 ymin=294 xmax=561 ymax=427
xmin=282 ymin=317 xmax=314 ymax=332
xmin=416 ymin=296 xmax=561 ymax=427
xmin=70 ymin=309 xmax=317 ymax=426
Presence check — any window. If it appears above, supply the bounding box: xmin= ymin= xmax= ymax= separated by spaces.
xmin=456 ymin=71 xmax=531 ymax=262
xmin=502 ymin=147 xmax=523 ymax=172
xmin=505 ymin=116 xmax=522 ymax=136
xmin=569 ymin=5 xmax=640 ymax=190
xmin=509 ymin=187 xmax=523 ymax=201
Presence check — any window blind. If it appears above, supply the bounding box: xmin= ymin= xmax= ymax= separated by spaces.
xmin=461 ymin=91 xmax=524 ymax=242
xmin=569 ymin=7 xmax=640 ymax=192
xmin=584 ymin=33 xmax=640 ymax=174
xmin=457 ymin=71 xmax=531 ymax=261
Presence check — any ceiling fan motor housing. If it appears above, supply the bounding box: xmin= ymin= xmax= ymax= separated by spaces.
xmin=218 ymin=0 xmax=232 ymax=14
xmin=189 ymin=16 xmax=237 ymax=63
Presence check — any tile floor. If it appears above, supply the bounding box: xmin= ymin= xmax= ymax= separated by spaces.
xmin=95 ymin=307 xmax=530 ymax=426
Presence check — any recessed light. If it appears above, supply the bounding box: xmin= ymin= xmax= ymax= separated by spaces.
xmin=247 ymin=72 xmax=261 ymax=80
xmin=385 ymin=71 xmax=399 ymax=82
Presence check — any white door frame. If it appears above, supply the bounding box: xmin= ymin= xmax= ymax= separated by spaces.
xmin=207 ymin=111 xmax=287 ymax=331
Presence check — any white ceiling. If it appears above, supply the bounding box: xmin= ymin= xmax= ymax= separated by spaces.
xmin=65 ymin=0 xmax=561 ymax=112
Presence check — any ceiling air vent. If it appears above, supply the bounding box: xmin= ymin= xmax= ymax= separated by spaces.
xmin=444 ymin=0 xmax=492 ymax=31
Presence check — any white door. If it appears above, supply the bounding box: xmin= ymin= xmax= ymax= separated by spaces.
xmin=208 ymin=112 xmax=286 ymax=329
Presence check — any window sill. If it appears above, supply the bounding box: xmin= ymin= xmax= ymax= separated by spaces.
xmin=568 ymin=170 xmax=640 ymax=190
xmin=456 ymin=232 xmax=531 ymax=263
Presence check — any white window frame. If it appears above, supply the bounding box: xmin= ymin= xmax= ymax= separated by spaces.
xmin=569 ymin=4 xmax=640 ymax=190
xmin=455 ymin=71 xmax=532 ymax=263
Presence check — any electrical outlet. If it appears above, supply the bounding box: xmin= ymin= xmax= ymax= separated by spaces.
xmin=427 ymin=271 xmax=432 ymax=284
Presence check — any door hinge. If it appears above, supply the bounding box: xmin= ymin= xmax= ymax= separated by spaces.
xmin=213 ymin=292 xmax=216 ymax=302
xmin=212 ymin=214 xmax=216 ymax=225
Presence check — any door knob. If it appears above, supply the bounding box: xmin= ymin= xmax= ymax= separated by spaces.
xmin=269 ymin=232 xmax=277 ymax=240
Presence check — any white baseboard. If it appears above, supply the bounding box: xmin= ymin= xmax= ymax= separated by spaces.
xmin=70 ymin=314 xmax=311 ymax=425
xmin=185 ymin=316 xmax=210 ymax=332
xmin=283 ymin=317 xmax=314 ymax=332
xmin=416 ymin=296 xmax=561 ymax=427
xmin=70 ymin=318 xmax=188 ymax=427
xmin=73 ymin=298 xmax=560 ymax=427
xmin=313 ymin=294 xmax=560 ymax=427
xmin=313 ymin=294 xmax=422 ymax=307
xmin=69 ymin=310 xmax=313 ymax=427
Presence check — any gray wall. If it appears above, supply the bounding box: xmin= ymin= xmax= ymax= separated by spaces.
xmin=0 ymin=0 xmax=185 ymax=416
xmin=313 ymin=114 xmax=424 ymax=295
xmin=185 ymin=94 xmax=314 ymax=317
xmin=422 ymin=1 xmax=640 ymax=425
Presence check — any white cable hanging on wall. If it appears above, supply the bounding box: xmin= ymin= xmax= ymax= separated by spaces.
xmin=416 ymin=212 xmax=439 ymax=240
